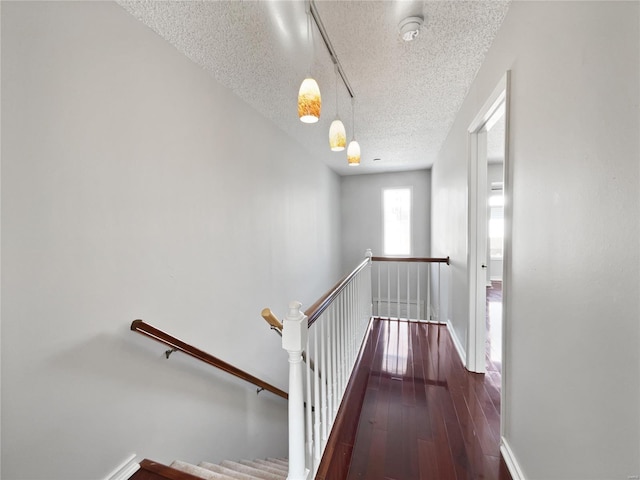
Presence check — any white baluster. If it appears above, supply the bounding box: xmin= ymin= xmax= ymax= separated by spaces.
xmin=417 ymin=263 xmax=421 ymax=321
xmin=427 ymin=262 xmax=431 ymax=321
xmin=407 ymin=263 xmax=410 ymax=320
xmin=362 ymin=270 xmax=368 ymax=334
xmin=282 ymin=301 xmax=309 ymax=480
xmin=376 ymin=261 xmax=381 ymax=317
xmin=337 ymin=295 xmax=343 ymax=396
xmin=307 ymin=325 xmax=314 ymax=467
xmin=389 ymin=263 xmax=392 ymax=318
xmin=330 ymin=304 xmax=338 ymax=419
xmin=358 ymin=273 xmax=363 ymax=327
xmin=338 ymin=294 xmax=347 ymax=394
xmin=348 ymin=283 xmax=354 ymax=365
xmin=353 ymin=278 xmax=358 ymax=354
xmin=396 ymin=262 xmax=400 ymax=319
xmin=313 ymin=317 xmax=321 ymax=471
xmin=320 ymin=317 xmax=328 ymax=446
xmin=437 ymin=263 xmax=442 ymax=322
xmin=305 ymin=327 xmax=312 ymax=471
xmin=356 ymin=279 xmax=360 ymax=351
xmin=367 ymin=251 xmax=374 ymax=324
xmin=355 ymin=277 xmax=361 ymax=353
xmin=345 ymin=293 xmax=349 ymax=390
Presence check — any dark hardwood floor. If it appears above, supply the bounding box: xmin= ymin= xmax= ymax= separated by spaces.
xmin=346 ymin=319 xmax=511 ymax=480
xmin=485 ymin=280 xmax=502 ymax=395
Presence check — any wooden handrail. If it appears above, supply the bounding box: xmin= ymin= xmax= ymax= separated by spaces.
xmin=305 ymin=256 xmax=371 ymax=327
xmin=301 ymin=255 xmax=449 ymax=328
xmin=130 ymin=320 xmax=288 ymax=400
xmin=261 ymin=307 xmax=283 ymax=331
xmin=371 ymin=255 xmax=450 ymax=265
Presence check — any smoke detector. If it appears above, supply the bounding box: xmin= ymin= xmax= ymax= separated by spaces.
xmin=399 ymin=16 xmax=424 ymax=42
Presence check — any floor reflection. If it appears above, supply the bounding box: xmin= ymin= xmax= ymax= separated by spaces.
xmin=347 ymin=318 xmax=507 ymax=479
xmin=486 ymin=280 xmax=502 ymax=390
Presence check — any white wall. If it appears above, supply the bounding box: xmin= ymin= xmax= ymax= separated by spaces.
xmin=340 ymin=170 xmax=431 ymax=269
xmin=431 ymin=1 xmax=639 ymax=478
xmin=1 ymin=2 xmax=341 ymax=479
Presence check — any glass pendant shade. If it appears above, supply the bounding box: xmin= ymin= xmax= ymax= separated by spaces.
xmin=298 ymin=78 xmax=321 ymax=123
xmin=329 ymin=119 xmax=346 ymax=151
xmin=347 ymin=140 xmax=361 ymax=166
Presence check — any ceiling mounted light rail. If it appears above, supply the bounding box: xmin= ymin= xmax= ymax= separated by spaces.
xmin=308 ymin=0 xmax=354 ymax=100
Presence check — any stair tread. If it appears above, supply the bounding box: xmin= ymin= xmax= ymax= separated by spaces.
xmin=171 ymin=460 xmax=235 ymax=480
xmin=198 ymin=462 xmax=262 ymax=480
xmin=238 ymin=460 xmax=287 ymax=476
xmin=219 ymin=460 xmax=286 ymax=480
xmin=265 ymin=458 xmax=288 ymax=468
xmin=251 ymin=459 xmax=288 ymax=473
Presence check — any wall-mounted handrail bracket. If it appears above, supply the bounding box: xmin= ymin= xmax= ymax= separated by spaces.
xmin=256 ymin=387 xmax=265 ymax=395
xmin=164 ymin=348 xmax=178 ymax=359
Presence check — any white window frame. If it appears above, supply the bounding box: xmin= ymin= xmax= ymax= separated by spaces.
xmin=382 ymin=187 xmax=413 ymax=256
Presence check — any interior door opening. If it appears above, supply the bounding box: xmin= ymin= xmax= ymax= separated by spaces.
xmin=467 ymin=72 xmax=509 ymax=380
xmin=485 ymin=112 xmax=505 ymax=387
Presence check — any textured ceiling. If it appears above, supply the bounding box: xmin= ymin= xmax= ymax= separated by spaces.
xmin=118 ymin=0 xmax=510 ymax=176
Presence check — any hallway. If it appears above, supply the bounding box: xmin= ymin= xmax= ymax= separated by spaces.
xmin=346 ymin=319 xmax=511 ymax=479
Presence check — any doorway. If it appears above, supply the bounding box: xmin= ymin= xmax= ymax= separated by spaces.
xmin=467 ymin=72 xmax=509 ymax=380
xmin=485 ymin=114 xmax=505 ymax=388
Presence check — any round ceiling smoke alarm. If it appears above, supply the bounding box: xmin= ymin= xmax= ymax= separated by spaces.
xmin=399 ymin=16 xmax=424 ymax=42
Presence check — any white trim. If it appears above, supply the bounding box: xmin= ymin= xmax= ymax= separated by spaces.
xmin=467 ymin=72 xmax=510 ymax=375
xmin=500 ymin=437 xmax=526 ymax=480
xmin=103 ymin=454 xmax=139 ymax=480
xmin=446 ymin=319 xmax=466 ymax=366
xmin=500 ymin=71 xmax=512 ymax=441
xmin=468 ymin=77 xmax=507 ymax=133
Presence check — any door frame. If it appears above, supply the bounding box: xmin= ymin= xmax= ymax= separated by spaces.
xmin=467 ymin=72 xmax=511 ymax=378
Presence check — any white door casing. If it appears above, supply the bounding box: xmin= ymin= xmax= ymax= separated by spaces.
xmin=467 ymin=73 xmax=509 ymax=375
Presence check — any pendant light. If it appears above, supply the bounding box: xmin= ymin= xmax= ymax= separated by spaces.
xmin=329 ymin=64 xmax=346 ymax=151
xmin=298 ymin=6 xmax=321 ymax=124
xmin=347 ymin=98 xmax=360 ymax=166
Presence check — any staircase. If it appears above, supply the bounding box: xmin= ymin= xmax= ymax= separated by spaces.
xmin=169 ymin=458 xmax=289 ymax=480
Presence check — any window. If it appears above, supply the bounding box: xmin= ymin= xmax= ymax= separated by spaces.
xmin=383 ymin=188 xmax=412 ymax=255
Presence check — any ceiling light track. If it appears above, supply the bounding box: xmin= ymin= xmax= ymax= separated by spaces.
xmin=308 ymin=0 xmax=355 ymax=99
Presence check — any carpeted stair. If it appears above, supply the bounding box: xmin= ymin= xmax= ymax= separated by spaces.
xmin=170 ymin=457 xmax=288 ymax=480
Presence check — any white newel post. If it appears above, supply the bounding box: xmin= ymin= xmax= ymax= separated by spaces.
xmin=282 ymin=301 xmax=309 ymax=480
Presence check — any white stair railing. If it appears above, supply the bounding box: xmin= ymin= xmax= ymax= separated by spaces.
xmin=279 ymin=253 xmax=449 ymax=479
xmin=282 ymin=250 xmax=373 ymax=480
xmin=370 ymin=255 xmax=450 ymax=323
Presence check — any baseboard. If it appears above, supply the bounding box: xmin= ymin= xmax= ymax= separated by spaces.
xmin=500 ymin=437 xmax=526 ymax=480
xmin=103 ymin=453 xmax=139 ymax=480
xmin=446 ymin=319 xmax=466 ymax=366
